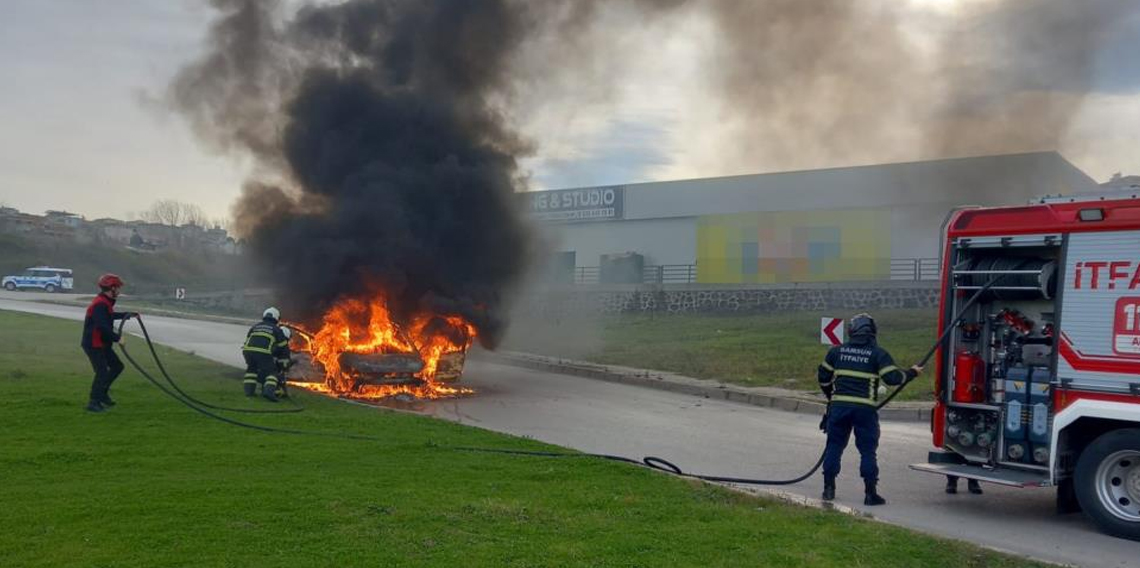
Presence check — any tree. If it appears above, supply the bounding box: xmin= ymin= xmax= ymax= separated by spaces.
xmin=182 ymin=204 xmax=208 ymax=228
xmin=140 ymin=199 xmax=208 ymax=227
xmin=210 ymin=216 xmax=234 ymax=233
xmin=140 ymin=199 xmax=184 ymax=226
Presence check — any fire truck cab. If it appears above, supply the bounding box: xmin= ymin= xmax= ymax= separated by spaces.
xmin=910 ymin=190 xmax=1140 ymax=541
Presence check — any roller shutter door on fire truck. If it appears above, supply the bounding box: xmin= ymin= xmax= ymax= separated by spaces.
xmin=1060 ymin=230 xmax=1140 ymax=393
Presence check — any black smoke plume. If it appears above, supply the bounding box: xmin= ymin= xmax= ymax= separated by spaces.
xmin=172 ymin=0 xmax=1135 ymax=348
xmin=172 ymin=0 xmax=541 ymax=347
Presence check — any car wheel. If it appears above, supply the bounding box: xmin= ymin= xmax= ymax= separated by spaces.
xmin=1075 ymin=428 xmax=1140 ymax=541
xmin=44 ymin=283 xmax=57 ymax=293
xmin=3 ymin=282 xmax=15 ymax=291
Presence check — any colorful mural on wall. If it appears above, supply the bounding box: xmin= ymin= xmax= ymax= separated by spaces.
xmin=696 ymin=208 xmax=891 ymax=283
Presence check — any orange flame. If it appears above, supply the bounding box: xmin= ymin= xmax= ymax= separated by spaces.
xmin=289 ymin=294 xmax=476 ymax=400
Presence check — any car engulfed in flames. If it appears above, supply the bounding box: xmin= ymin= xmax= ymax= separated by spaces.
xmin=285 ymin=295 xmax=476 ymax=400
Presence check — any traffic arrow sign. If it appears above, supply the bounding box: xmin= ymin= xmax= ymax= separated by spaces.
xmin=821 ymin=317 xmax=845 ymax=346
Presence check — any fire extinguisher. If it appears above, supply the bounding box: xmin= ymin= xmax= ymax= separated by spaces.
xmin=953 ymin=350 xmax=985 ymax=403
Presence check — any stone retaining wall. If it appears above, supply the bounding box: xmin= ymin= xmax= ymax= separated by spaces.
xmin=516 ymin=282 xmax=939 ymax=316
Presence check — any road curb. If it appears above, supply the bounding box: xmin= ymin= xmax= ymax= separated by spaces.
xmin=482 ymin=351 xmax=932 ymax=423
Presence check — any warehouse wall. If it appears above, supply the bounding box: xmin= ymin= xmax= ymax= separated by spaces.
xmin=528 ymin=152 xmax=1098 ymax=280
xmin=696 ymin=208 xmax=892 ymax=283
xmin=618 ymin=152 xmax=1096 ymax=221
xmin=541 ymin=217 xmax=696 ymax=267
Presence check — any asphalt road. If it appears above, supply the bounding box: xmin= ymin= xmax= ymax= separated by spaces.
xmin=1 ymin=295 xmax=1136 ymax=567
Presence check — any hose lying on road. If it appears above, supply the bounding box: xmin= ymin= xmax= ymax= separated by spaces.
xmin=117 ymin=317 xmax=393 ymax=440
xmin=462 ymin=277 xmax=1003 ymax=486
xmin=123 ymin=317 xmax=303 ymax=414
xmin=116 ymin=279 xmax=998 ymax=486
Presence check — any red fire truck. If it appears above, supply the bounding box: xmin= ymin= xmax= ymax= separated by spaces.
xmin=911 ymin=191 xmax=1140 ymax=541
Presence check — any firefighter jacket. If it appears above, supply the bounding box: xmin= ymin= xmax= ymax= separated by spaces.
xmin=243 ymin=317 xmax=289 ymax=356
xmin=273 ymin=335 xmax=292 ymax=368
xmin=82 ymin=293 xmax=127 ymax=349
xmin=817 ymin=335 xmax=916 ymax=407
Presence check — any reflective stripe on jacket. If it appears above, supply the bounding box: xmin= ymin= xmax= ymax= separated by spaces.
xmin=243 ymin=318 xmax=286 ymax=355
xmin=817 ymin=336 xmax=913 ymax=407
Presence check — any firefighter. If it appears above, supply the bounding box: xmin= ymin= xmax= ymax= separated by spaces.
xmin=81 ymin=274 xmax=137 ymax=412
xmin=273 ymin=327 xmax=294 ymax=398
xmin=817 ymin=313 xmax=923 ymax=505
xmin=242 ymin=307 xmax=289 ymax=402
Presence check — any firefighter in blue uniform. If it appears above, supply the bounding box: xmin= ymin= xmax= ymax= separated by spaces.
xmin=242 ymin=307 xmax=289 ymax=402
xmin=818 ymin=313 xmax=922 ymax=505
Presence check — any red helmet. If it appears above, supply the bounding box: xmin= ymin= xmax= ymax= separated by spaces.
xmin=97 ymin=273 xmax=124 ymax=290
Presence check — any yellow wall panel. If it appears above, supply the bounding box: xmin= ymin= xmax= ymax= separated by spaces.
xmin=697 ymin=208 xmax=892 ymax=283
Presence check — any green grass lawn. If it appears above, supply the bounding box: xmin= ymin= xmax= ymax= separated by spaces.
xmin=508 ymin=310 xmax=940 ymax=401
xmin=0 ymin=309 xmax=1039 ymax=568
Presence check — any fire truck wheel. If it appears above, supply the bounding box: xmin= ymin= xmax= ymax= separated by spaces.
xmin=1074 ymin=428 xmax=1140 ymax=541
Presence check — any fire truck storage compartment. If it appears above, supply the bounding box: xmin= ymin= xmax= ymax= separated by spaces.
xmin=958 ymin=255 xmax=1058 ymax=301
xmin=944 ymin=240 xmax=1060 ymax=467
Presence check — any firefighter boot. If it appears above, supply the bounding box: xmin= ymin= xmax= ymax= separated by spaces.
xmin=945 ymin=476 xmax=958 ymax=494
xmin=243 ymin=374 xmax=257 ymax=397
xmin=822 ymin=476 xmax=836 ymax=501
xmin=864 ymin=480 xmax=886 ymax=506
xmin=262 ymin=378 xmax=279 ymax=402
xmin=85 ymin=400 xmax=104 ymax=413
xmin=967 ymin=479 xmax=983 ymax=495
xmin=99 ymin=396 xmax=116 ymax=408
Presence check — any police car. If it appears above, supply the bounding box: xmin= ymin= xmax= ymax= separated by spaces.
xmin=1 ymin=266 xmax=74 ymax=292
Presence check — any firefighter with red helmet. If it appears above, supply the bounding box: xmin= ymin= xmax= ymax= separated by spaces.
xmin=242 ymin=307 xmax=289 ymax=402
xmin=81 ymin=274 xmax=137 ymax=412
xmin=817 ymin=313 xmax=923 ymax=505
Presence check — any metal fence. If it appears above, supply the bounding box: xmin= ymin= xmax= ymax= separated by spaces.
xmin=572 ymin=266 xmax=599 ymax=284
xmin=569 ymin=259 xmax=939 ymax=285
xmin=889 ymin=258 xmax=941 ymax=281
xmin=642 ymin=264 xmax=698 ymax=284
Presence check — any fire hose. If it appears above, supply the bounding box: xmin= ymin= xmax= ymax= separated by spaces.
xmin=119 ymin=317 xmax=303 ymax=414
xmin=116 ymin=278 xmax=1000 ymax=486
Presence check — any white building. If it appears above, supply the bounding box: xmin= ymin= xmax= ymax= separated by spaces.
xmin=526 ymin=152 xmax=1097 ymax=284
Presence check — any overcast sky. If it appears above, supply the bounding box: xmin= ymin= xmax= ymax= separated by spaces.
xmin=1 ymin=0 xmax=1138 ymax=221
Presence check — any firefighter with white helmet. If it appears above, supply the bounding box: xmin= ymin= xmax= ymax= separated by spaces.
xmin=817 ymin=313 xmax=923 ymax=505
xmin=241 ymin=307 xmax=289 ymax=402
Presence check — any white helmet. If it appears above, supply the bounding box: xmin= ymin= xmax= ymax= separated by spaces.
xmin=282 ymin=327 xmax=292 ymax=339
xmin=263 ymin=307 xmax=280 ymax=321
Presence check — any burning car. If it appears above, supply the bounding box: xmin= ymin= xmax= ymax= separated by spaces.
xmin=286 ymin=296 xmax=475 ymax=399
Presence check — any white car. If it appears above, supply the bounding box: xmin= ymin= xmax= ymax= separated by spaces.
xmin=2 ymin=266 xmax=74 ymax=292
